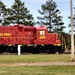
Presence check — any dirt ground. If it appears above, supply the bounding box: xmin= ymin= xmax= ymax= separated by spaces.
xmin=0 ymin=62 xmax=75 ymax=67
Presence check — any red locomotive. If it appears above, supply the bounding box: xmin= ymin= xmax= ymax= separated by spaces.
xmin=0 ymin=24 xmax=63 ymax=54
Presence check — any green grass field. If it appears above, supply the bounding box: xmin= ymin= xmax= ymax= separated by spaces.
xmin=0 ymin=54 xmax=73 ymax=63
xmin=0 ymin=54 xmax=75 ymax=75
xmin=0 ymin=66 xmax=75 ymax=75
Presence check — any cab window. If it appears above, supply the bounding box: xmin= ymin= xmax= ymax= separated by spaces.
xmin=40 ymin=30 xmax=45 ymax=35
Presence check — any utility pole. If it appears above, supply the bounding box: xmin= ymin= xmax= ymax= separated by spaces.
xmin=70 ymin=0 xmax=74 ymax=61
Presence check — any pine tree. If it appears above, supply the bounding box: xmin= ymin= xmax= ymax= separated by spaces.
xmin=6 ymin=0 xmax=34 ymax=26
xmin=0 ymin=0 xmax=7 ymax=25
xmin=37 ymin=0 xmax=65 ymax=32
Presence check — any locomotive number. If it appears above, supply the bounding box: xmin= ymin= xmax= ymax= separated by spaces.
xmin=40 ymin=36 xmax=45 ymax=39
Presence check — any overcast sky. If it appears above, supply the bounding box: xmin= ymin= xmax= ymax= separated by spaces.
xmin=1 ymin=0 xmax=75 ymax=33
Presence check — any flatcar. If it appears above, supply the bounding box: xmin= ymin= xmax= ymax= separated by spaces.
xmin=0 ymin=24 xmax=64 ymax=54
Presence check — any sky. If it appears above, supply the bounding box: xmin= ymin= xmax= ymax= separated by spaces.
xmin=1 ymin=0 xmax=75 ymax=33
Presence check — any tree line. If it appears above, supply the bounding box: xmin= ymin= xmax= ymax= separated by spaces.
xmin=0 ymin=0 xmax=65 ymax=32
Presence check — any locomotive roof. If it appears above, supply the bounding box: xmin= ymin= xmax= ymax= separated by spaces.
xmin=14 ymin=24 xmax=47 ymax=30
xmin=0 ymin=24 xmax=47 ymax=30
xmin=35 ymin=25 xmax=47 ymax=30
xmin=14 ymin=24 xmax=35 ymax=29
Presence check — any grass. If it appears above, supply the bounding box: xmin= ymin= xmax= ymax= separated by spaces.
xmin=0 ymin=54 xmax=74 ymax=63
xmin=0 ymin=54 xmax=75 ymax=75
xmin=0 ymin=66 xmax=75 ymax=75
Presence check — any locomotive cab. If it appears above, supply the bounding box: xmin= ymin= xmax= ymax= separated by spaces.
xmin=34 ymin=25 xmax=48 ymax=44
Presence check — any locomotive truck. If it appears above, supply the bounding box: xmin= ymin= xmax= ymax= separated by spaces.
xmin=0 ymin=24 xmax=64 ymax=54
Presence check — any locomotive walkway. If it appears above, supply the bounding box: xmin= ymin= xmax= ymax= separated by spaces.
xmin=0 ymin=62 xmax=75 ymax=66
